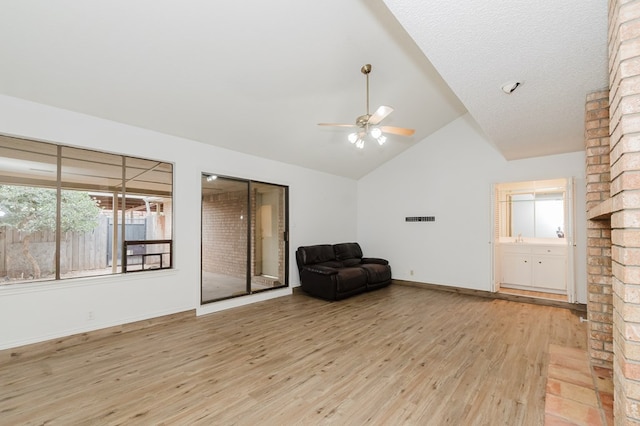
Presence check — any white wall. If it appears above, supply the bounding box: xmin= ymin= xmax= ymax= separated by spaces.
xmin=0 ymin=95 xmax=358 ymax=350
xmin=0 ymin=98 xmax=589 ymax=350
xmin=357 ymin=114 xmax=588 ymax=303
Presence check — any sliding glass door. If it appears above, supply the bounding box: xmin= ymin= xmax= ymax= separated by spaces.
xmin=201 ymin=174 xmax=288 ymax=303
xmin=251 ymin=182 xmax=286 ymax=292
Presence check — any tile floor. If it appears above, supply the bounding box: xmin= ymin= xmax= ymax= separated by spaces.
xmin=545 ymin=344 xmax=613 ymax=425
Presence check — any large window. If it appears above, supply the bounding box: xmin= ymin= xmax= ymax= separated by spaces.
xmin=0 ymin=135 xmax=173 ymax=285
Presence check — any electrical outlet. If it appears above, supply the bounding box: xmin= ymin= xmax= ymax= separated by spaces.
xmin=410 ymin=270 xmax=414 ymax=276
xmin=88 ymin=311 xmax=94 ymax=321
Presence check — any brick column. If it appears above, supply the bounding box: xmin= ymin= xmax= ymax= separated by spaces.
xmin=586 ymin=90 xmax=613 ymax=367
xmin=610 ymin=0 xmax=640 ymax=421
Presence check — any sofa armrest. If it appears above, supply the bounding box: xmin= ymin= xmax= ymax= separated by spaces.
xmin=361 ymin=257 xmax=389 ymax=265
xmin=303 ymin=265 xmax=339 ymax=275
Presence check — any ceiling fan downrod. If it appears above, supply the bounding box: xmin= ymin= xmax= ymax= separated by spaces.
xmin=362 ymin=64 xmax=372 ymax=117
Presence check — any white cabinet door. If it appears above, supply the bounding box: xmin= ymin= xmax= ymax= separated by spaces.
xmin=533 ymin=255 xmax=566 ymax=290
xmin=500 ymin=244 xmax=567 ymax=293
xmin=502 ymin=253 xmax=532 ymax=286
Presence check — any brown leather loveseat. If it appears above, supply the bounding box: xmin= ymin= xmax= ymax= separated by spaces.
xmin=295 ymin=242 xmax=391 ymax=300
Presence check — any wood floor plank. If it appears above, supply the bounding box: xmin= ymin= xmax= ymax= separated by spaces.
xmin=0 ymin=284 xmax=587 ymax=425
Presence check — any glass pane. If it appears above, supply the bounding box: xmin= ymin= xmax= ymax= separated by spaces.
xmin=251 ymin=182 xmax=286 ymax=292
xmin=0 ymin=137 xmax=59 ymax=284
xmin=201 ymin=175 xmax=249 ymax=303
xmin=125 ymin=157 xmax=173 ymax=248
xmin=125 ymin=157 xmax=173 ymax=196
xmin=61 ymin=146 xmax=121 ymax=278
xmin=60 ymin=148 xmax=174 ymax=278
xmin=61 ymin=146 xmax=122 ymax=192
xmin=0 ymin=135 xmax=58 ymax=187
xmin=59 ymin=189 xmax=104 ymax=279
xmin=535 ymin=193 xmax=565 ymax=238
xmin=510 ymin=193 xmax=535 ymax=238
xmin=0 ymin=185 xmax=58 ymax=283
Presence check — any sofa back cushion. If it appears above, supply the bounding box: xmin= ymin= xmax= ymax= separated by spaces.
xmin=334 ymin=242 xmax=363 ymax=262
xmin=296 ymin=244 xmax=337 ymax=270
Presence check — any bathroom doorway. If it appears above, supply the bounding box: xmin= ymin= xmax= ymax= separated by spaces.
xmin=493 ymin=178 xmax=575 ymax=302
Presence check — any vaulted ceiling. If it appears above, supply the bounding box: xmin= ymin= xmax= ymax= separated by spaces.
xmin=0 ymin=1 xmax=608 ymax=179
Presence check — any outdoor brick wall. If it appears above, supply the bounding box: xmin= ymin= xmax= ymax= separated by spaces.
xmin=202 ymin=185 xmax=285 ymax=286
xmin=586 ymin=90 xmax=614 ymax=368
xmin=202 ymin=190 xmax=248 ymax=278
xmin=609 ymin=0 xmax=640 ymax=421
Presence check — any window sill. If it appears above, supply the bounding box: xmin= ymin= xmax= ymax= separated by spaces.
xmin=0 ymin=269 xmax=178 ymax=296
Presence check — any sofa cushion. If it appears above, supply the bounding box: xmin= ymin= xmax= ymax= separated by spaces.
xmin=297 ymin=244 xmax=336 ymax=267
xmin=341 ymin=258 xmax=361 ymax=267
xmin=316 ymin=261 xmax=343 ymax=269
xmin=335 ymin=267 xmax=368 ymax=293
xmin=360 ymin=263 xmax=391 ymax=284
xmin=334 ymin=242 xmax=363 ymax=261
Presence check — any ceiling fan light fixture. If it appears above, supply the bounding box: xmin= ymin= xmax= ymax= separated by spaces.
xmin=319 ymin=64 xmax=415 ymax=150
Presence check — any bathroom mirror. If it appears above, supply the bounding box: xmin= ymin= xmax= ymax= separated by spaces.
xmin=496 ymin=179 xmax=568 ymax=240
xmin=508 ymin=191 xmax=564 ymax=238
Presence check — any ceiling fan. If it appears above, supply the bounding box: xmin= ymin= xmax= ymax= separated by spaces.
xmin=318 ymin=64 xmax=415 ymax=149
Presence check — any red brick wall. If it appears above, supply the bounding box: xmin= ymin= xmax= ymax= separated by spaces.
xmin=202 ymin=185 xmax=286 ymax=286
xmin=202 ymin=190 xmax=248 ymax=277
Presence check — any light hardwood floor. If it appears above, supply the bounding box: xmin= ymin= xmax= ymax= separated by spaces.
xmin=0 ymin=284 xmax=587 ymax=425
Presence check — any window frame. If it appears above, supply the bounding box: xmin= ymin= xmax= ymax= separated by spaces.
xmin=0 ymin=134 xmax=174 ymax=286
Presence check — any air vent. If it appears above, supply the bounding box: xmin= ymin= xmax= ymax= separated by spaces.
xmin=405 ymin=216 xmax=435 ymax=222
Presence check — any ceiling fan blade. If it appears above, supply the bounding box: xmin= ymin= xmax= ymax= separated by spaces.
xmin=368 ymin=105 xmax=394 ymax=125
xmin=318 ymin=123 xmax=358 ymax=128
xmin=381 ymin=126 xmax=415 ymax=136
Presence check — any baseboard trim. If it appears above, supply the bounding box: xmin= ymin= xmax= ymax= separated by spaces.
xmin=2 ymin=282 xmax=586 ymax=363
xmin=392 ymin=280 xmax=587 ymax=313
xmin=0 ymin=309 xmax=196 ymax=363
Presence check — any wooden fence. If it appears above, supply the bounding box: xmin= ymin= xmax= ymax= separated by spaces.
xmin=0 ymin=215 xmax=109 ymax=279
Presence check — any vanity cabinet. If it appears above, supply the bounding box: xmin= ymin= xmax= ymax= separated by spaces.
xmin=500 ymin=244 xmax=567 ymax=293
xmin=502 ymin=246 xmax=532 ymax=287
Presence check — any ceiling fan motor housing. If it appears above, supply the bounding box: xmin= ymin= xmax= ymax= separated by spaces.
xmin=356 ymin=114 xmax=371 ymax=127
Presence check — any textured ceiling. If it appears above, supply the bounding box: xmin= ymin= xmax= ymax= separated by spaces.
xmin=0 ymin=1 xmax=608 ymax=178
xmin=382 ymin=0 xmax=609 ymax=160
